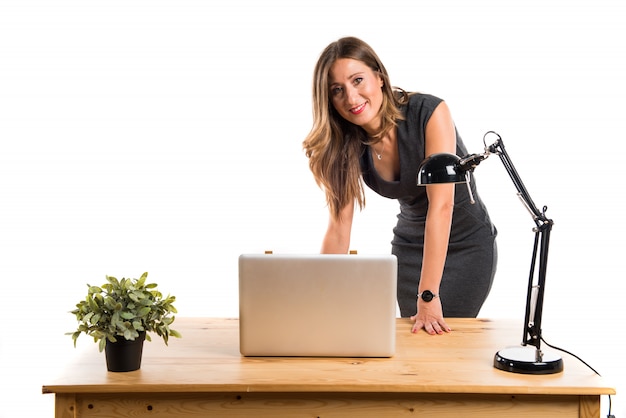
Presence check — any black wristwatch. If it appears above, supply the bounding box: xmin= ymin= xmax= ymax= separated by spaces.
xmin=418 ymin=290 xmax=438 ymax=302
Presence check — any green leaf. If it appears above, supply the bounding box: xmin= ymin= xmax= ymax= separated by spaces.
xmin=88 ymin=285 xmax=102 ymax=294
xmin=137 ymin=272 xmax=148 ymax=287
xmin=87 ymin=296 xmax=99 ymax=311
xmin=136 ymin=306 xmax=151 ymax=317
xmin=120 ymin=311 xmax=135 ymax=320
xmin=83 ymin=312 xmax=94 ymax=323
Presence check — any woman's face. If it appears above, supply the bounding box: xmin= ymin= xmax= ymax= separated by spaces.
xmin=328 ymin=58 xmax=384 ymax=135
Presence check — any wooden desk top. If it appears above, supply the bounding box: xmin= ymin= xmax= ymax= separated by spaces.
xmin=43 ymin=318 xmax=615 ymax=397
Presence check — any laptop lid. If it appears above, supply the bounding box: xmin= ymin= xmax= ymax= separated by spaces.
xmin=238 ymin=253 xmax=397 ymax=357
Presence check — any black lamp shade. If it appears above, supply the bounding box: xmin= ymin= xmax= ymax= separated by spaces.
xmin=417 ymin=153 xmax=466 ymax=185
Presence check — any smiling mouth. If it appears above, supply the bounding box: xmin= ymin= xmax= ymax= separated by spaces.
xmin=350 ymin=102 xmax=366 ymax=115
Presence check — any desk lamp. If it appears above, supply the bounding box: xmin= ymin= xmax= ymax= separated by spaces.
xmin=417 ymin=131 xmax=563 ymax=375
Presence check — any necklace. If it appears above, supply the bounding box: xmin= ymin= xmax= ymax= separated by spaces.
xmin=373 ymin=141 xmax=385 ymax=160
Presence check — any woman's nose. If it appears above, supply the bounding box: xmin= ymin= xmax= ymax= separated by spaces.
xmin=345 ymin=85 xmax=359 ymax=104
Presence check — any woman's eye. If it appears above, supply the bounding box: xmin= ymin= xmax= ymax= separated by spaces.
xmin=354 ymin=77 xmax=363 ymax=85
xmin=331 ymin=86 xmax=343 ymax=95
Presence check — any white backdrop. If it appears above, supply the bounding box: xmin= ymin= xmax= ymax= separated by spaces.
xmin=1 ymin=1 xmax=624 ymax=416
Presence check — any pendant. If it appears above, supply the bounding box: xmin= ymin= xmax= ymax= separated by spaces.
xmin=377 ymin=154 xmax=382 ymax=160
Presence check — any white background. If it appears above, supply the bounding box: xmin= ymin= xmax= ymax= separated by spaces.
xmin=1 ymin=1 xmax=624 ymax=416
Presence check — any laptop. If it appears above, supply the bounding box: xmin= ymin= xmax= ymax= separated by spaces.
xmin=238 ymin=253 xmax=397 ymax=357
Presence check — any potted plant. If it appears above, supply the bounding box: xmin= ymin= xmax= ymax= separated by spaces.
xmin=68 ymin=272 xmax=181 ymax=372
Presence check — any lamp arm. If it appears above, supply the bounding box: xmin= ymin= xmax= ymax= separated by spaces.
xmin=523 ymin=216 xmax=553 ymax=350
xmin=485 ymin=135 xmax=554 ymax=351
xmin=487 ymin=137 xmax=546 ymax=226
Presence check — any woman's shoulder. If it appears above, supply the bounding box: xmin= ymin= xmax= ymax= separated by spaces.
xmin=402 ymin=92 xmax=444 ymax=118
xmin=407 ymin=92 xmax=444 ymax=107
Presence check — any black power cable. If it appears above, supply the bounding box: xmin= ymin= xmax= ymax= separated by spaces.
xmin=541 ymin=336 xmax=615 ymax=417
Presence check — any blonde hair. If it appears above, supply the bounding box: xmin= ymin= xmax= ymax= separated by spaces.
xmin=303 ymin=37 xmax=407 ymax=220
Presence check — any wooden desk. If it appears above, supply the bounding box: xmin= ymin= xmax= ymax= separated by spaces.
xmin=43 ymin=318 xmax=614 ymax=417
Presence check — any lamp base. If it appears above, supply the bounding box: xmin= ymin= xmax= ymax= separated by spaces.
xmin=494 ymin=345 xmax=563 ymax=374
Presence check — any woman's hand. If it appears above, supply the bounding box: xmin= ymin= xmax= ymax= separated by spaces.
xmin=410 ymin=299 xmax=451 ymax=335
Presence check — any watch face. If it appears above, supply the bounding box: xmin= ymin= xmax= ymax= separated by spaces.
xmin=421 ymin=290 xmax=434 ymax=302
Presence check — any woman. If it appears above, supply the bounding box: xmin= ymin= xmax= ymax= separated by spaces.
xmin=302 ymin=37 xmax=497 ymax=335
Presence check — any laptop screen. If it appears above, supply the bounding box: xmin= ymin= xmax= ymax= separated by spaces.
xmin=238 ymin=253 xmax=397 ymax=357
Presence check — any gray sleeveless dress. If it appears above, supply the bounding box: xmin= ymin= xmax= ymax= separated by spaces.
xmin=360 ymin=93 xmax=497 ymax=318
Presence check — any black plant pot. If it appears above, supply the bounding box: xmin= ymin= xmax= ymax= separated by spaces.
xmin=105 ymin=332 xmax=146 ymax=372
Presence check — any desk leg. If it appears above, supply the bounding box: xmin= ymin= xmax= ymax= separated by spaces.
xmin=579 ymin=395 xmax=600 ymax=418
xmin=54 ymin=393 xmax=76 ymax=418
